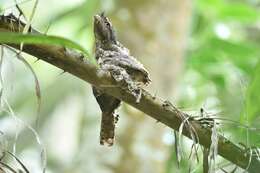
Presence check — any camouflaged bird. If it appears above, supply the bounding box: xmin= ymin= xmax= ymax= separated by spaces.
xmin=92 ymin=13 xmax=151 ymax=146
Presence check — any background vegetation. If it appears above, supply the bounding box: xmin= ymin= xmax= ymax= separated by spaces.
xmin=0 ymin=0 xmax=259 ymax=172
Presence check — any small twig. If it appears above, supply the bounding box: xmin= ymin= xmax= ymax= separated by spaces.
xmin=6 ymin=151 xmax=29 ymax=173
xmin=0 ymin=161 xmax=17 ymax=173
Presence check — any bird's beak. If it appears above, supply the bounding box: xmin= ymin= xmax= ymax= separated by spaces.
xmin=94 ymin=15 xmax=101 ymax=22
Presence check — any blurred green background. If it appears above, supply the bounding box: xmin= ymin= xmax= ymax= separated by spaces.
xmin=0 ymin=0 xmax=260 ymax=172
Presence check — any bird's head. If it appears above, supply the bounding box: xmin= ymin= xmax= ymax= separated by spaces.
xmin=94 ymin=13 xmax=117 ymax=44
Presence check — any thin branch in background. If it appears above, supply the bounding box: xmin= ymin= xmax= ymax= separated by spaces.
xmin=208 ymin=121 xmax=218 ymax=173
xmin=188 ymin=143 xmax=200 ymax=163
xmin=13 ymin=0 xmax=42 ymax=128
xmin=177 ymin=114 xmax=200 ymax=172
xmin=231 ymin=166 xmax=238 ymax=173
xmin=14 ymin=0 xmax=26 ymax=21
xmin=174 ymin=131 xmax=180 ymax=168
xmin=0 ymin=152 xmax=5 ymax=161
xmin=237 ymin=72 xmax=250 ymax=147
xmin=43 ymin=20 xmax=52 ymax=35
xmin=4 ymin=46 xmax=42 ymax=128
xmin=0 ymin=161 xmax=17 ymax=173
xmin=6 ymin=151 xmax=29 ymax=173
xmin=245 ymin=148 xmax=253 ymax=172
xmin=0 ymin=166 xmax=6 ymax=173
xmin=167 ymin=101 xmax=201 ymax=154
xmin=200 ymin=108 xmax=209 ymax=173
xmin=20 ymin=0 xmax=38 ymax=38
xmin=220 ymin=166 xmax=237 ymax=173
xmin=220 ymin=168 xmax=228 ymax=173
xmin=190 ymin=107 xmax=260 ymax=132
xmin=0 ymin=150 xmax=31 ymax=173
xmin=254 ymin=148 xmax=260 ymax=159
xmin=3 ymin=99 xmax=46 ymax=173
xmin=0 ymin=45 xmax=42 ymax=169
xmin=1 ymin=0 xmax=33 ymax=13
xmin=0 ymin=46 xmax=4 ymax=106
xmin=188 ymin=143 xmax=200 ymax=173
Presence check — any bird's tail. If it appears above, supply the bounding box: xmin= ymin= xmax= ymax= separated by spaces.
xmin=100 ymin=112 xmax=116 ymax=146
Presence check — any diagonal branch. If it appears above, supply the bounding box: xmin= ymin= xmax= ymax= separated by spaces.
xmin=0 ymin=14 xmax=259 ymax=172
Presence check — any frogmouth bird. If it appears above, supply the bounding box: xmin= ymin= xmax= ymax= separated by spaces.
xmin=92 ymin=13 xmax=151 ymax=146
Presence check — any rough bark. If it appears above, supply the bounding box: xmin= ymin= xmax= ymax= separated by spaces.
xmin=0 ymin=15 xmax=259 ymax=172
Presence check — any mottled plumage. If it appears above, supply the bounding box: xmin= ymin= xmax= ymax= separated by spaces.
xmin=92 ymin=13 xmax=151 ymax=146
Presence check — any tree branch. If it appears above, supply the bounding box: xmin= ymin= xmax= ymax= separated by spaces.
xmin=0 ymin=14 xmax=259 ymax=172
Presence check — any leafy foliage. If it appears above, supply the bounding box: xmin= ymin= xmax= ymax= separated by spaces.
xmin=0 ymin=32 xmax=91 ymax=60
xmin=184 ymin=0 xmax=260 ymax=145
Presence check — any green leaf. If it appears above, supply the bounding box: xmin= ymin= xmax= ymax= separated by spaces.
xmin=0 ymin=31 xmax=95 ymax=63
xmin=198 ymin=0 xmax=259 ymax=23
xmin=219 ymin=3 xmax=259 ymax=23
xmin=188 ymin=36 xmax=259 ymax=75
